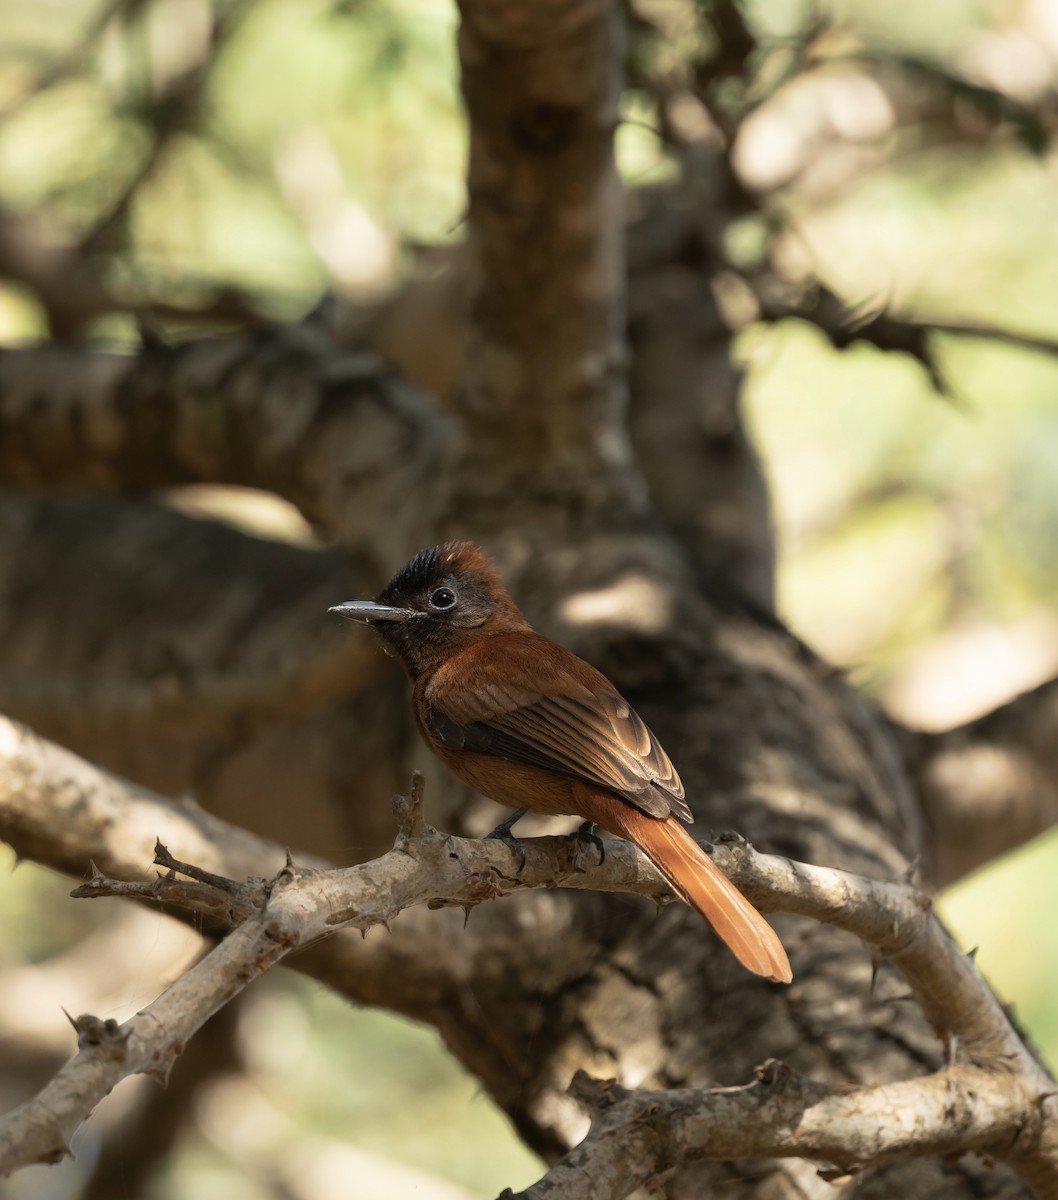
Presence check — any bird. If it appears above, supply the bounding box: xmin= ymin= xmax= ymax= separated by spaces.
xmin=329 ymin=542 xmax=791 ymax=983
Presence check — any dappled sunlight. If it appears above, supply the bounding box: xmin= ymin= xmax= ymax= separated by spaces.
xmin=887 ymin=615 xmax=1058 ymax=731
xmin=559 ymin=573 xmax=673 ymax=634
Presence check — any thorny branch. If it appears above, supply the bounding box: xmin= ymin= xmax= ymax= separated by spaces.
xmin=0 ymin=727 xmax=1054 ymax=1191
xmin=753 ymin=283 xmax=1058 ymax=401
xmin=505 ymin=1062 xmax=1051 ymax=1200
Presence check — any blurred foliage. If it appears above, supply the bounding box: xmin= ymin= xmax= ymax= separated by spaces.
xmin=0 ymin=0 xmax=465 ymax=325
xmin=742 ymin=325 xmax=1058 ymax=686
xmin=163 ymin=976 xmax=544 ymax=1199
xmin=1 ymin=0 xmax=1058 ymax=1195
xmin=0 ymin=850 xmax=104 ymax=966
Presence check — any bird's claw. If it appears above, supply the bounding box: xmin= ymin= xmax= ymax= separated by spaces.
xmin=486 ymin=808 xmax=527 ymax=873
xmin=571 ymin=821 xmax=606 ymax=870
xmin=487 ymin=827 xmax=527 ymax=873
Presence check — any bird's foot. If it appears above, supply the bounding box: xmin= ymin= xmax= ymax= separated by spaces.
xmin=570 ymin=820 xmax=606 ymax=870
xmin=486 ymin=808 xmax=527 ymax=872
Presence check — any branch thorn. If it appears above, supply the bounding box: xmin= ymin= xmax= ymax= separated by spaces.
xmin=392 ymin=771 xmax=428 ymax=845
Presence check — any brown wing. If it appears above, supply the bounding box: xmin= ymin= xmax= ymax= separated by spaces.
xmin=424 ymin=634 xmax=690 ymax=822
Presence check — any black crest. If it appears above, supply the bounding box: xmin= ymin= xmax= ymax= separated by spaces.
xmin=377 ymin=542 xmax=497 ymax=608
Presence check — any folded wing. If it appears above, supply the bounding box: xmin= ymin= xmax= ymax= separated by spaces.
xmin=425 ymin=634 xmax=690 ymax=822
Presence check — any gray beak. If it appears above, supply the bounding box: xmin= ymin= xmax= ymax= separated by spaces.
xmin=328 ymin=600 xmax=423 ymax=623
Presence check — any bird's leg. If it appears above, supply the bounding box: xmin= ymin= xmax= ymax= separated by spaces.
xmin=570 ymin=820 xmax=606 ymax=868
xmin=486 ymin=808 xmax=528 ymax=871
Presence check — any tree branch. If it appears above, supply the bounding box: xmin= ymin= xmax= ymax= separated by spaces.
xmin=0 ymin=327 xmax=447 ymax=554
xmin=0 ymin=495 xmax=380 ymax=741
xmin=713 ymin=839 xmax=1049 ymax=1080
xmin=0 ymin=713 xmax=309 ymax=887
xmin=903 ymin=676 xmax=1058 ymax=887
xmin=627 ymin=248 xmax=775 ymax=610
xmin=362 ymin=196 xmax=779 ymax=606
xmin=0 ymin=710 xmax=655 ymax=1012
xmin=2 ymin=716 xmax=1054 ymax=1190
xmin=455 ymin=0 xmax=635 ymax=503
xmin=0 ymin=769 xmax=660 ymax=1176
xmin=508 ymin=1062 xmax=1049 ymax=1200
xmin=755 ymin=283 xmax=1058 ymax=401
xmin=0 ymin=494 xmax=416 ymax=859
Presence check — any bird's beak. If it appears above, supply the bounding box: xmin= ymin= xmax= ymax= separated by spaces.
xmin=328 ymin=601 xmax=424 ymax=623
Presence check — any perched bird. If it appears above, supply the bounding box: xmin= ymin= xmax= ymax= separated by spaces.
xmin=330 ymin=542 xmax=791 ymax=983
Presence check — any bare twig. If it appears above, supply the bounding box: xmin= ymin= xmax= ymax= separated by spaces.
xmin=755 ymin=283 xmax=1058 ymax=401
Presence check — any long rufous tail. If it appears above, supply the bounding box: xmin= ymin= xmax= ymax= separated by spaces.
xmin=597 ymin=797 xmax=792 ymax=983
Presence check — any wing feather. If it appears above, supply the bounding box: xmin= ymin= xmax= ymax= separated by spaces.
xmin=425 ymin=634 xmax=690 ymax=822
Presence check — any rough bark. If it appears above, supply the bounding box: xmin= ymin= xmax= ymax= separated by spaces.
xmin=0 ymin=325 xmax=447 ymax=557
xmin=455 ymin=0 xmax=633 ymax=503
xmin=0 ymin=492 xmax=412 ymax=857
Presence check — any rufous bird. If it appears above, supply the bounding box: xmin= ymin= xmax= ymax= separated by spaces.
xmin=330 ymin=542 xmax=791 ymax=983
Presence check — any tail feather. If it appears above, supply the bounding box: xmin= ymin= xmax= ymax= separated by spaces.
xmin=602 ymin=801 xmax=792 ymax=983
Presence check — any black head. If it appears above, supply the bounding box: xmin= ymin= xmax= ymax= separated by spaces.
xmin=329 ymin=542 xmax=528 ymax=676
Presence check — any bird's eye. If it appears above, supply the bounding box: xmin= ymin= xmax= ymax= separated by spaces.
xmin=429 ymin=586 xmax=457 ymax=611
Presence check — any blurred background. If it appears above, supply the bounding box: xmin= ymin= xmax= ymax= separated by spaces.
xmin=1 ymin=0 xmax=1057 ymax=1195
